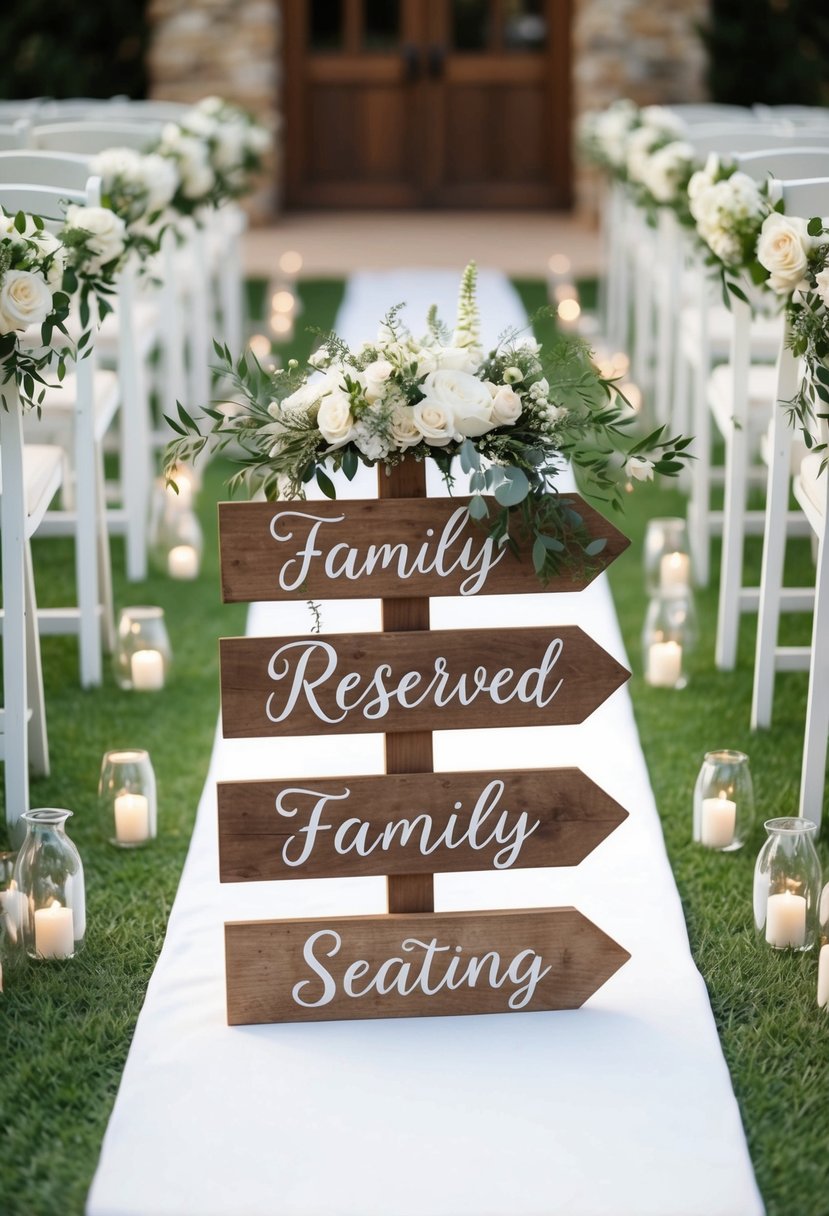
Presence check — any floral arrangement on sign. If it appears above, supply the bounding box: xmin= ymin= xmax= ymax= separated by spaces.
xmin=163 ymin=263 xmax=691 ymax=581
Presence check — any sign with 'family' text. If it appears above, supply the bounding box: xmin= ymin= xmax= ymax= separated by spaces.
xmin=218 ymin=496 xmax=629 ymax=602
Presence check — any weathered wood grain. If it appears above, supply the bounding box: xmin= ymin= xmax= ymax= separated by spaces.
xmin=224 ymin=907 xmax=631 ymax=1025
xmin=219 ymin=625 xmax=631 ymax=738
xmin=217 ymin=767 xmax=628 ymax=882
xmin=217 ymin=495 xmax=629 ymax=602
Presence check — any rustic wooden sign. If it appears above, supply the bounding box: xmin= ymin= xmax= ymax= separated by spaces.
xmin=218 ymin=495 xmax=629 ymax=602
xmin=218 ymin=768 xmax=628 ymax=882
xmin=219 ymin=626 xmax=630 ymax=739
xmin=224 ymin=907 xmax=632 ymax=1025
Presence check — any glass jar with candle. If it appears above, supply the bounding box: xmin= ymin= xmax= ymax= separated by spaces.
xmin=643 ymin=517 xmax=691 ymax=596
xmin=114 ymin=606 xmax=172 ymax=691
xmin=12 ymin=809 xmax=85 ymax=960
xmin=753 ymin=818 xmax=822 ymax=952
xmin=818 ymin=882 xmax=829 ymax=1010
xmin=99 ymin=749 xmax=157 ymax=848
xmin=693 ymin=750 xmax=754 ymax=851
xmin=641 ymin=590 xmax=697 ymax=689
xmin=149 ymin=481 xmax=203 ymax=581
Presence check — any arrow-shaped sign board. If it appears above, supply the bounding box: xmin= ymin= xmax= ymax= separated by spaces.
xmin=224 ymin=907 xmax=631 ymax=1025
xmin=219 ymin=626 xmax=630 ymax=739
xmin=218 ymin=768 xmax=628 ymax=882
xmin=217 ymin=495 xmax=629 ymax=602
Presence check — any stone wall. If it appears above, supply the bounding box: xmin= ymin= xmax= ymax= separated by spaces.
xmin=146 ymin=0 xmax=710 ymax=218
xmin=146 ymin=0 xmax=281 ymax=219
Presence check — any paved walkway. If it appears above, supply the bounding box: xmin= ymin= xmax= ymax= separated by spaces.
xmin=242 ymin=210 xmax=600 ymax=279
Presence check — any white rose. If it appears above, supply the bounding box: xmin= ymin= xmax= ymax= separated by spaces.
xmin=65 ymin=204 xmax=127 ymax=272
xmin=317 ymin=389 xmax=355 ymax=448
xmin=815 ymin=266 xmax=829 ymax=307
xmin=640 ymin=106 xmax=685 ymax=136
xmin=162 ymin=127 xmax=215 ymax=199
xmin=137 ymin=154 xmax=179 ymax=212
xmin=91 ymin=146 xmax=142 ymax=183
xmin=388 ymin=404 xmax=422 ymax=448
xmin=419 ymin=368 xmax=493 ymax=438
xmin=363 ymin=358 xmax=393 ymax=403
xmin=490 ymin=385 xmax=523 ymax=426
xmin=268 ymin=379 xmax=326 ymax=422
xmin=30 ymin=230 xmax=65 ymax=287
xmin=625 ymin=456 xmax=655 ymax=482
xmin=213 ymin=123 xmax=249 ymax=172
xmin=412 ymin=399 xmax=456 ymax=446
xmin=0 ymin=269 xmax=54 ymax=333
xmin=434 ymin=344 xmax=479 ymax=372
xmin=642 ymin=141 xmax=694 ymax=203
xmin=247 ymin=124 xmax=271 ymax=156
xmin=757 ymin=213 xmax=812 ymax=294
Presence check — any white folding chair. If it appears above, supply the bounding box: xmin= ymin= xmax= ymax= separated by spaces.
xmin=0 ymin=175 xmax=115 ymax=688
xmin=705 ymin=162 xmax=829 ymax=671
xmin=751 ymin=178 xmax=829 ymax=738
xmin=29 ymin=121 xmax=166 ymax=580
xmin=0 ymin=382 xmax=64 ymax=830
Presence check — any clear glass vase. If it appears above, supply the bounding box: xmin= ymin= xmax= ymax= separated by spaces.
xmin=149 ymin=481 xmax=203 ymax=581
xmin=753 ymin=818 xmax=822 ymax=952
xmin=818 ymin=883 xmax=829 ymax=1010
xmin=693 ymin=750 xmax=754 ymax=852
xmin=12 ymin=809 xmax=86 ymax=960
xmin=644 ymin=517 xmax=691 ymax=596
xmin=114 ymin=606 xmax=172 ymax=691
xmin=99 ymin=749 xmax=157 ymax=848
xmin=642 ymin=590 xmax=697 ymax=689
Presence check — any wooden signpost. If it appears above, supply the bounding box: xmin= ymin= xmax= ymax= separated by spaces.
xmin=219 ymin=463 xmax=632 ymax=1025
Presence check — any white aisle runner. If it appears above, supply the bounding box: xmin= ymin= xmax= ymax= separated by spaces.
xmin=88 ymin=272 xmax=763 ymax=1216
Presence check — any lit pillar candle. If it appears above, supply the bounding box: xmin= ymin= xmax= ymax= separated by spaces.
xmin=131 ymin=649 xmax=164 ymax=691
xmin=660 ymin=551 xmax=691 ymax=592
xmin=818 ymin=945 xmax=829 ymax=1009
xmin=647 ymin=640 xmax=682 ymax=687
xmin=34 ymin=901 xmax=75 ymax=959
xmin=114 ymin=793 xmax=150 ymax=844
xmin=167 ymin=545 xmax=198 ymax=580
xmin=701 ymin=794 xmax=736 ymax=848
xmin=765 ymin=891 xmax=807 ymax=948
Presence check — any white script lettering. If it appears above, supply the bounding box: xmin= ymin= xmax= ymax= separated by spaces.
xmin=269 ymin=506 xmax=507 ymax=596
xmin=291 ymin=930 xmax=552 ymax=1011
xmin=274 ymin=779 xmax=541 ymax=869
xmin=265 ymin=639 xmax=564 ymax=726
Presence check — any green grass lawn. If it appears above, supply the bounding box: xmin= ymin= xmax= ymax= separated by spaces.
xmin=1 ymin=275 xmax=827 ymax=1215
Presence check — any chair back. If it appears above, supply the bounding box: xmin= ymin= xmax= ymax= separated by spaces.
xmin=688 ymin=125 xmax=829 ymax=158
xmin=754 ymin=104 xmax=829 ymax=127
xmin=0 ymin=121 xmax=29 ymax=152
xmin=776 ymin=176 xmax=829 ymax=221
xmin=737 ymin=148 xmax=829 ymax=182
xmin=0 ymin=176 xmax=102 ymax=225
xmin=671 ymin=104 xmax=754 ymax=126
xmin=30 ymin=120 xmax=162 ymax=155
xmin=0 ymin=150 xmax=91 ymax=191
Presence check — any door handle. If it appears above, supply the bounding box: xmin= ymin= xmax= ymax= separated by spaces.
xmin=427 ymin=45 xmax=446 ymax=79
xmin=402 ymin=44 xmax=420 ymax=83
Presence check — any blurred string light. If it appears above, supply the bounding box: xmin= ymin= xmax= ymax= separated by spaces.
xmin=270 ymin=312 xmax=295 ymax=340
xmin=248 ymin=333 xmax=271 ymax=359
xmin=278 ymin=250 xmax=303 ymax=277
xmin=271 ymin=289 xmax=296 ymax=314
xmin=548 ymin=253 xmax=571 ymax=277
xmin=557 ymin=297 xmax=581 ymax=327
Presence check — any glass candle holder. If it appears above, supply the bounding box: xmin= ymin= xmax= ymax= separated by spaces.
xmin=99 ymin=749 xmax=157 ymax=848
xmin=693 ymin=750 xmax=754 ymax=851
xmin=114 ymin=607 xmax=172 ymax=691
xmin=641 ymin=590 xmax=697 ymax=689
xmin=818 ymin=883 xmax=829 ymax=1009
xmin=644 ymin=517 xmax=691 ymax=595
xmin=12 ymin=809 xmax=85 ymax=960
xmin=149 ymin=481 xmax=203 ymax=580
xmin=753 ymin=818 xmax=822 ymax=952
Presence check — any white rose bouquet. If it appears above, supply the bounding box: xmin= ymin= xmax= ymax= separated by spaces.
xmin=687 ymin=155 xmax=773 ymax=304
xmin=768 ymin=215 xmax=829 ymax=464
xmin=164 ymin=263 xmax=691 ymax=581
xmin=0 ymin=209 xmax=72 ymax=406
xmin=154 ymin=98 xmax=270 ymax=215
xmin=90 ymin=146 xmax=179 ymax=251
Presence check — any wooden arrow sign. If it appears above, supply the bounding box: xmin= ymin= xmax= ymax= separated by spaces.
xmin=219 ymin=626 xmax=630 ymax=739
xmin=218 ymin=768 xmax=628 ymax=882
xmin=217 ymin=495 xmax=629 ymax=603
xmin=224 ymin=907 xmax=631 ymax=1025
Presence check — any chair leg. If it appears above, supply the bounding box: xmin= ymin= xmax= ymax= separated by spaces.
xmin=24 ymin=540 xmax=49 ymax=778
xmin=119 ymin=266 xmax=151 ymax=582
xmin=688 ymin=358 xmax=712 ymax=587
xmin=74 ymin=352 xmax=103 ymax=687
xmin=219 ymin=227 xmax=244 ymax=355
xmin=799 ymin=526 xmax=829 ymax=827
xmin=95 ymin=442 xmax=116 ymax=654
xmin=159 ymin=229 xmax=187 ymax=436
xmin=187 ymin=224 xmax=212 ymax=412
xmin=1 ymin=398 xmax=31 ymax=833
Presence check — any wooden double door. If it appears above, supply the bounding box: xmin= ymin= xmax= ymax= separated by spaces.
xmin=283 ymin=0 xmax=572 ymax=209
